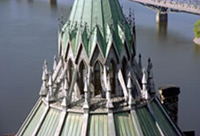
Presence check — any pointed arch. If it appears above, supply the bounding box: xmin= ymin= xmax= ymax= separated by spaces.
xmin=67 ymin=59 xmax=74 ymax=85
xmin=94 ymin=61 xmax=102 ymax=96
xmin=75 ymin=43 xmax=89 ymax=64
xmin=122 ymin=57 xmax=128 ymax=84
xmin=79 ymin=60 xmax=88 ymax=95
xmin=109 ymin=60 xmax=115 ymax=94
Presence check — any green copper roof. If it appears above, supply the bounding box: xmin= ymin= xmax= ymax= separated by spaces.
xmin=18 ymin=98 xmax=183 ymax=136
xmin=37 ymin=108 xmax=60 ymax=136
xmin=22 ymin=103 xmax=45 ymax=136
xmin=87 ymin=114 xmax=108 ymax=136
xmin=61 ymin=113 xmax=83 ymax=136
xmin=150 ymin=101 xmax=177 ymax=136
xmin=61 ymin=0 xmax=134 ymax=58
xmin=114 ymin=112 xmax=137 ymax=136
xmin=136 ymin=106 xmax=162 ymax=136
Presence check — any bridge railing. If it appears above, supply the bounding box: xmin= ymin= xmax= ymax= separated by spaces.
xmin=151 ymin=0 xmax=200 ymax=9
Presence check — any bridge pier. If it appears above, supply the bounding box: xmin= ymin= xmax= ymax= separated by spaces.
xmin=156 ymin=21 xmax=167 ymax=37
xmin=49 ymin=0 xmax=57 ymax=6
xmin=156 ymin=12 xmax=168 ymax=23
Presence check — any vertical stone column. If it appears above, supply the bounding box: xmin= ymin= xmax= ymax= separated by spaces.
xmin=115 ymin=65 xmax=120 ymax=96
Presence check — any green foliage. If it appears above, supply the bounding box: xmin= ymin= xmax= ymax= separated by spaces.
xmin=194 ymin=19 xmax=200 ymax=38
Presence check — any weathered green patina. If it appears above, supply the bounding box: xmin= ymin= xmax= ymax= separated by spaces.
xmin=87 ymin=114 xmax=108 ymax=136
xmin=22 ymin=103 xmax=45 ymax=136
xmin=61 ymin=113 xmax=83 ymax=136
xmin=150 ymin=101 xmax=177 ymax=136
xmin=60 ymin=0 xmax=134 ymax=58
xmin=17 ymin=0 xmax=184 ymax=135
xmin=137 ymin=106 xmax=161 ymax=136
xmin=37 ymin=108 xmax=60 ymax=136
xmin=114 ymin=112 xmax=137 ymax=136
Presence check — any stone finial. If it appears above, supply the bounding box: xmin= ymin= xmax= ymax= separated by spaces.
xmin=48 ymin=71 xmax=53 ymax=86
xmin=61 ymin=96 xmax=67 ymax=107
xmin=83 ymin=77 xmax=89 ymax=110
xmin=61 ymin=76 xmax=69 ymax=108
xmin=142 ymin=68 xmax=147 ymax=85
xmin=56 ymin=77 xmax=61 ymax=85
xmin=46 ymin=71 xmax=56 ymax=102
xmin=127 ymin=72 xmax=133 ymax=89
xmin=106 ymin=75 xmax=114 ymax=109
xmin=127 ymin=72 xmax=134 ymax=107
xmin=138 ymin=54 xmax=142 ymax=69
xmin=147 ymin=58 xmax=155 ymax=95
xmin=39 ymin=66 xmax=48 ymax=96
xmin=141 ymin=68 xmax=148 ymax=100
xmin=42 ymin=66 xmax=47 ymax=79
xmin=128 ymin=8 xmax=132 ymax=25
xmin=148 ymin=57 xmax=151 ymax=64
xmin=60 ymin=75 xmax=69 ymax=98
xmin=44 ymin=59 xmax=48 ymax=75
xmin=63 ymin=76 xmax=69 ymax=94
xmin=147 ymin=58 xmax=153 ymax=78
xmin=148 ymin=67 xmax=153 ymax=79
xmin=53 ymin=55 xmax=57 ymax=71
xmin=129 ymin=8 xmax=131 ymax=18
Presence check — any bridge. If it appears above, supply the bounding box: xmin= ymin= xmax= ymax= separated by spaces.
xmin=128 ymin=0 xmax=200 ymax=22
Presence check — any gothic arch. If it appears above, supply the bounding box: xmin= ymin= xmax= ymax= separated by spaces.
xmin=94 ymin=61 xmax=102 ymax=96
xmin=78 ymin=60 xmax=88 ymax=95
xmin=109 ymin=60 xmax=115 ymax=94
xmin=67 ymin=59 xmax=74 ymax=86
xmin=122 ymin=57 xmax=128 ymax=84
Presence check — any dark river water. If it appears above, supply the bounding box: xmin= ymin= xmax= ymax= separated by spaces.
xmin=0 ymin=0 xmax=200 ymax=135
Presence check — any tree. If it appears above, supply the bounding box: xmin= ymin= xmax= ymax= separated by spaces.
xmin=194 ymin=19 xmax=200 ymax=38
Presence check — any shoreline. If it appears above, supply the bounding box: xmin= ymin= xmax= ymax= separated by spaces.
xmin=193 ymin=37 xmax=200 ymax=45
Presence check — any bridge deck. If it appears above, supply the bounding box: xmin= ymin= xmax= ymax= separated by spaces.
xmin=128 ymin=0 xmax=200 ymax=15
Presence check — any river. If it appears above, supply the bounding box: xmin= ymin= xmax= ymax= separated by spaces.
xmin=0 ymin=0 xmax=200 ymax=135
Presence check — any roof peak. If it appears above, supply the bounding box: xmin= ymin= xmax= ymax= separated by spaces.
xmin=60 ymin=0 xmax=135 ymax=58
xmin=68 ymin=0 xmax=125 ymax=32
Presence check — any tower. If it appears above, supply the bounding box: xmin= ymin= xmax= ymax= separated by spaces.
xmin=17 ymin=0 xmax=183 ymax=135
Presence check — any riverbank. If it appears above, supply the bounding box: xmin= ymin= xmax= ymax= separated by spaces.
xmin=193 ymin=37 xmax=200 ymax=45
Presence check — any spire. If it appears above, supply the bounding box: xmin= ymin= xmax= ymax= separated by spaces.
xmin=127 ymin=73 xmax=132 ymax=89
xmin=44 ymin=59 xmax=48 ymax=75
xmin=46 ymin=71 xmax=56 ymax=102
xmin=127 ymin=72 xmax=134 ymax=107
xmin=42 ymin=66 xmax=47 ymax=81
xmin=61 ymin=96 xmax=68 ymax=107
xmin=48 ymin=71 xmax=53 ymax=86
xmin=39 ymin=66 xmax=48 ymax=96
xmin=147 ymin=58 xmax=153 ymax=79
xmin=138 ymin=54 xmax=142 ymax=69
xmin=106 ymin=75 xmax=114 ymax=109
xmin=63 ymin=76 xmax=69 ymax=95
xmin=53 ymin=55 xmax=57 ymax=71
xmin=147 ymin=58 xmax=155 ymax=95
xmin=62 ymin=75 xmax=69 ymax=97
xmin=128 ymin=8 xmax=132 ymax=26
xmin=141 ymin=68 xmax=148 ymax=100
xmin=142 ymin=68 xmax=147 ymax=85
xmin=61 ymin=75 xmax=69 ymax=108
